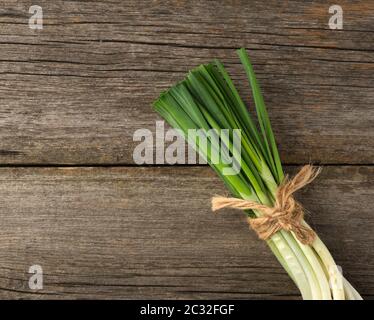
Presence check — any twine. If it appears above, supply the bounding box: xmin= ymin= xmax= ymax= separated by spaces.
xmin=212 ymin=165 xmax=321 ymax=245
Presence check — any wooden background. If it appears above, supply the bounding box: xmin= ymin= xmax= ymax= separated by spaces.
xmin=0 ymin=0 xmax=373 ymax=299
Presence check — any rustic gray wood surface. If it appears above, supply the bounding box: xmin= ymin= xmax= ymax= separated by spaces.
xmin=0 ymin=0 xmax=373 ymax=299
xmin=0 ymin=166 xmax=373 ymax=299
xmin=0 ymin=0 xmax=373 ymax=165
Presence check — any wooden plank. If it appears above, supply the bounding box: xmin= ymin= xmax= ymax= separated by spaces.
xmin=0 ymin=165 xmax=372 ymax=299
xmin=0 ymin=0 xmax=373 ymax=165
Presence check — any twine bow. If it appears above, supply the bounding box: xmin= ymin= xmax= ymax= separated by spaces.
xmin=212 ymin=165 xmax=320 ymax=245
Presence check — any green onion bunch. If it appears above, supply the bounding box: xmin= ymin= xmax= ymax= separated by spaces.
xmin=153 ymin=48 xmax=362 ymax=300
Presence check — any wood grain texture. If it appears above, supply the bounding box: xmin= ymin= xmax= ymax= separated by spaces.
xmin=0 ymin=166 xmax=372 ymax=299
xmin=0 ymin=0 xmax=373 ymax=301
xmin=0 ymin=0 xmax=373 ymax=165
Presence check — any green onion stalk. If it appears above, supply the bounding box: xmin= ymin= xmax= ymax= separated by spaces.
xmin=153 ymin=48 xmax=362 ymax=300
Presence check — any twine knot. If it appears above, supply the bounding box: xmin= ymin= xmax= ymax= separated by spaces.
xmin=212 ymin=165 xmax=320 ymax=245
